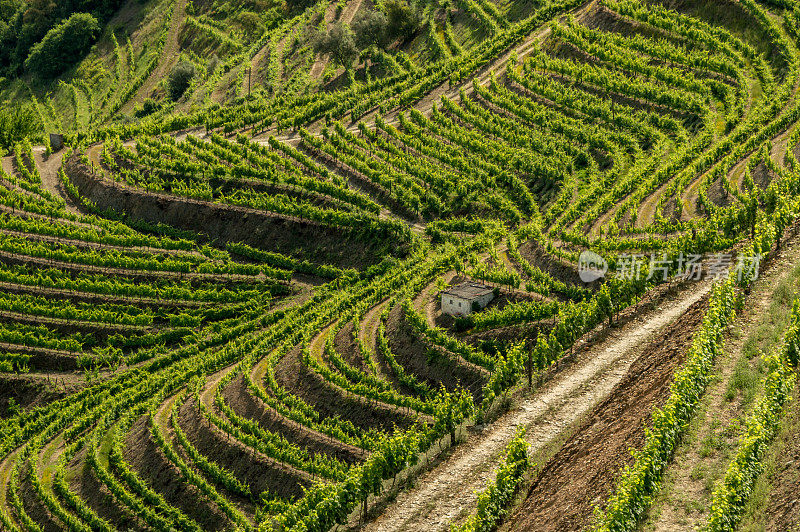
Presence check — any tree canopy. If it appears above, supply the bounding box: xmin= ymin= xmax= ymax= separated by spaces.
xmin=0 ymin=0 xmax=125 ymax=77
xmin=24 ymin=13 xmax=101 ymax=79
xmin=352 ymin=10 xmax=389 ymax=49
xmin=314 ymin=23 xmax=359 ymax=68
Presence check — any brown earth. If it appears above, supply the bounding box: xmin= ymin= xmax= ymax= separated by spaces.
xmin=0 ymin=374 xmax=83 ymax=418
xmin=460 ymin=321 xmax=550 ymax=348
xmin=32 ymin=148 xmax=83 ymax=215
xmin=751 ymin=161 xmax=776 ymax=190
xmin=707 ymin=174 xmax=734 ymax=208
xmin=66 ymin=153 xmax=401 ymax=269
xmin=334 ymin=321 xmax=369 ymax=374
xmin=273 ymin=345 xmax=419 ymax=433
xmin=505 ymin=292 xmax=709 ymax=531
xmin=517 ymin=239 xmax=587 ymax=289
xmin=176 ymin=398 xmax=312 ymax=500
xmin=0 ymin=343 xmax=79 ymax=372
xmin=67 ymin=447 xmax=146 ymax=530
xmin=221 ymin=372 xmax=367 ymax=464
xmin=123 ymin=415 xmax=231 ymax=530
xmin=385 ymin=303 xmax=488 ymax=402
xmin=18 ymin=463 xmax=61 ymax=532
xmin=661 ymin=196 xmax=682 ymax=223
xmin=361 ymin=300 xmax=427 ymax=399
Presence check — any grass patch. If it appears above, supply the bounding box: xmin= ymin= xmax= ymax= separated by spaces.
xmin=724 ymin=356 xmax=761 ymax=405
xmin=699 ymin=422 xmax=728 ymax=459
xmin=737 ymin=385 xmax=800 ymax=531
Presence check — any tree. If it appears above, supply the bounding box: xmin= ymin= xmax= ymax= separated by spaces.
xmin=24 ymin=13 xmax=100 ymax=78
xmin=384 ymin=0 xmax=423 ymax=42
xmin=313 ymin=23 xmax=358 ymax=68
xmin=352 ymin=10 xmax=389 ymax=49
xmin=234 ymin=11 xmax=265 ymax=38
xmin=0 ymin=103 xmax=40 ymax=150
xmin=167 ymin=61 xmax=197 ymax=101
xmin=0 ymin=0 xmax=128 ymax=76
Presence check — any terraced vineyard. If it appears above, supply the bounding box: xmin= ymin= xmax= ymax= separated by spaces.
xmin=5 ymin=0 xmax=800 ymax=530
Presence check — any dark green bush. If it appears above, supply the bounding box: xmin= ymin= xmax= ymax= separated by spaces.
xmin=352 ymin=10 xmax=389 ymax=49
xmin=313 ymin=23 xmax=358 ymax=68
xmin=455 ymin=317 xmax=474 ymax=332
xmin=384 ymin=0 xmax=423 ymax=42
xmin=24 ymin=13 xmax=100 ymax=78
xmin=133 ymin=98 xmax=161 ymax=118
xmin=167 ymin=61 xmax=197 ymax=101
xmin=0 ymin=0 xmax=127 ymax=77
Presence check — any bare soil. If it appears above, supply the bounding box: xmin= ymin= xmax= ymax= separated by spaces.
xmin=221 ymin=372 xmax=367 ymax=464
xmin=176 ymin=398 xmax=311 ymax=500
xmin=385 ymin=303 xmax=488 ymax=402
xmin=0 ymin=343 xmax=79 ymax=372
xmin=0 ymin=374 xmax=83 ymax=418
xmin=751 ymin=161 xmax=776 ymax=190
xmin=32 ymin=148 xmax=83 ymax=214
xmin=359 ymin=299 xmax=425 ymax=398
xmin=19 ymin=463 xmax=61 ymax=532
xmin=68 ymin=153 xmax=401 ymax=269
xmin=1 ymin=155 xmax=15 ymax=177
xmin=517 ymin=239 xmax=586 ymax=289
xmin=123 ymin=414 xmax=231 ymax=530
xmin=67 ymin=447 xmax=146 ymax=530
xmin=334 ymin=321 xmax=368 ymax=374
xmin=505 ymin=291 xmax=709 ymax=531
xmin=707 ymin=174 xmax=734 ymax=208
xmin=273 ymin=345 xmax=419 ymax=433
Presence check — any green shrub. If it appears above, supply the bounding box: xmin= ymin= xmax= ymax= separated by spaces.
xmin=24 ymin=13 xmax=100 ymax=78
xmin=352 ymin=10 xmax=389 ymax=49
xmin=167 ymin=61 xmax=197 ymax=101
xmin=384 ymin=0 xmax=423 ymax=42
xmin=313 ymin=23 xmax=359 ymax=68
xmin=134 ymin=98 xmax=161 ymax=118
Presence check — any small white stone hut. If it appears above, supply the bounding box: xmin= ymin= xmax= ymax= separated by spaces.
xmin=441 ymin=282 xmax=495 ymax=317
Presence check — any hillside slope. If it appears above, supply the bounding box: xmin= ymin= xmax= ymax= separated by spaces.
xmin=3 ymin=1 xmax=800 ymax=531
